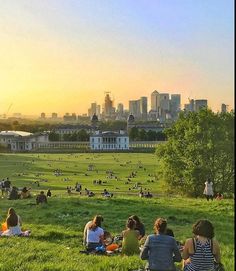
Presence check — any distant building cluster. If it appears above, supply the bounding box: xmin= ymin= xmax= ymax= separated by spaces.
xmin=86 ymin=91 xmax=182 ymax=122
xmin=184 ymin=99 xmax=208 ymax=113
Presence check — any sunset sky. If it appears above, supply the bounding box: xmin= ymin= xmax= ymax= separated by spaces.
xmin=0 ymin=0 xmax=234 ymax=116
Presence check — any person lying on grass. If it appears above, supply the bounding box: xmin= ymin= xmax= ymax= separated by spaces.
xmin=0 ymin=208 xmax=30 ymax=237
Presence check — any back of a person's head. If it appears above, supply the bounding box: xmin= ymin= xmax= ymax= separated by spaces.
xmin=129 ymin=215 xmax=142 ymax=227
xmin=154 ymin=218 xmax=167 ymax=234
xmin=89 ymin=215 xmax=103 ymax=230
xmin=192 ymin=219 xmax=214 ymax=239
xmin=166 ymin=228 xmax=174 ymax=237
xmin=126 ymin=218 xmax=136 ymax=230
xmin=40 ymin=191 xmax=44 ymax=195
xmin=7 ymin=208 xmax=18 ymax=227
xmin=8 ymin=208 xmax=16 ymax=216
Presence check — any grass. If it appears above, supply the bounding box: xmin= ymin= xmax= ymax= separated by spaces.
xmin=0 ymin=153 xmax=234 ymax=271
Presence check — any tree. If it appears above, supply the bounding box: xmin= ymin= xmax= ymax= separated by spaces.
xmin=156 ymin=109 xmax=234 ymax=197
xmin=129 ymin=127 xmax=139 ymax=141
xmin=48 ymin=132 xmax=60 ymax=141
xmin=77 ymin=129 xmax=89 ymax=141
xmin=139 ymin=129 xmax=147 ymax=141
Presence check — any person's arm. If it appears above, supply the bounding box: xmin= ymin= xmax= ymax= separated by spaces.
xmin=83 ymin=222 xmax=89 ymax=245
xmin=182 ymin=239 xmax=191 ymax=260
xmin=18 ymin=216 xmax=22 ymax=226
xmin=135 ymin=230 xmax=141 ymax=240
xmin=99 ymin=233 xmax=105 ymax=245
xmin=172 ymin=239 xmax=182 ymax=262
xmin=140 ymin=235 xmax=150 ymax=260
xmin=213 ymin=239 xmax=221 ymax=263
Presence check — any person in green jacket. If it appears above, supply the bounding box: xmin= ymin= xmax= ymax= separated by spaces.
xmin=121 ymin=218 xmax=140 ymax=255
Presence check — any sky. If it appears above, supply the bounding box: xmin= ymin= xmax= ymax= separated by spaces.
xmin=0 ymin=0 xmax=234 ymax=116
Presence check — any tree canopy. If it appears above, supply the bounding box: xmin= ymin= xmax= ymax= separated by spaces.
xmin=156 ymin=109 xmax=234 ymax=197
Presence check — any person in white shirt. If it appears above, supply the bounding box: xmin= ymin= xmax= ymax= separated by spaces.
xmin=83 ymin=215 xmax=104 ymax=251
xmin=203 ymin=178 xmax=214 ymax=201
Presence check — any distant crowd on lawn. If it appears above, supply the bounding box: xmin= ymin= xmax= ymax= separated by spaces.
xmin=0 ymin=207 xmax=224 ymax=271
xmin=0 ymin=176 xmax=224 ymax=202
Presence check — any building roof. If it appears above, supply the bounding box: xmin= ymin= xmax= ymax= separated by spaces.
xmin=0 ymin=131 xmax=32 ymax=137
xmin=91 ymin=130 xmax=128 ymax=137
xmin=91 ymin=114 xmax=98 ymax=122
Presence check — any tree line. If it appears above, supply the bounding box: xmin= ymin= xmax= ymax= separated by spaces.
xmin=129 ymin=128 xmax=167 ymax=141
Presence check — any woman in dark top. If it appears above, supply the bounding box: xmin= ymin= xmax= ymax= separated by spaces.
xmin=129 ymin=215 xmax=145 ymax=238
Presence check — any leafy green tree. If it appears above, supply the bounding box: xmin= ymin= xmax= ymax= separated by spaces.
xmin=48 ymin=132 xmax=60 ymax=141
xmin=139 ymin=129 xmax=147 ymax=141
xmin=129 ymin=127 xmax=139 ymax=141
xmin=77 ymin=129 xmax=89 ymax=141
xmin=156 ymin=109 xmax=234 ymax=197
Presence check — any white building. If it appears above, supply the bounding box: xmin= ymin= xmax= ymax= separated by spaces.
xmin=90 ymin=131 xmax=129 ymax=150
xmin=0 ymin=131 xmax=48 ymax=151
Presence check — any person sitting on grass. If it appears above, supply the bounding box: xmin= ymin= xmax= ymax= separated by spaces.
xmin=166 ymin=228 xmax=184 ymax=252
xmin=182 ymin=219 xmax=221 ymax=271
xmin=20 ymin=187 xmax=31 ymax=199
xmin=46 ymin=189 xmax=52 ymax=197
xmin=36 ymin=191 xmax=47 ymax=205
xmin=140 ymin=218 xmax=182 ymax=271
xmin=8 ymin=186 xmax=20 ymax=200
xmin=0 ymin=208 xmax=30 ymax=236
xmin=215 ymin=192 xmax=223 ymax=200
xmin=121 ymin=218 xmax=140 ymax=256
xmin=129 ymin=215 xmax=145 ymax=239
xmin=83 ymin=215 xmax=105 ymax=251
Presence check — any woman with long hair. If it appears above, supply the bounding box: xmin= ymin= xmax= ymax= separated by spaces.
xmin=1 ymin=208 xmax=22 ymax=236
xmin=129 ymin=215 xmax=145 ymax=239
xmin=83 ymin=215 xmax=104 ymax=251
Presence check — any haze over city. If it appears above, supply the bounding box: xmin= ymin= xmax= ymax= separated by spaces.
xmin=0 ymin=0 xmax=234 ymax=116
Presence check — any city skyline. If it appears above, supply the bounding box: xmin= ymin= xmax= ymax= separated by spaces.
xmin=0 ymin=0 xmax=234 ymax=115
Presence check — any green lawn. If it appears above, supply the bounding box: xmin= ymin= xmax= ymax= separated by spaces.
xmin=0 ymin=153 xmax=234 ymax=271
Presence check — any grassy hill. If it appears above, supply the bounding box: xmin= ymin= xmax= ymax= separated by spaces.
xmin=0 ymin=153 xmax=234 ymax=271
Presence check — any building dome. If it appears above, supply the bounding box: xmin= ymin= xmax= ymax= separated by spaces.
xmin=91 ymin=114 xmax=98 ymax=122
xmin=127 ymin=114 xmax=135 ymax=123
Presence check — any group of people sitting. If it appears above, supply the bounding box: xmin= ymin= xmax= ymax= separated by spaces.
xmin=82 ymin=215 xmax=222 ymax=271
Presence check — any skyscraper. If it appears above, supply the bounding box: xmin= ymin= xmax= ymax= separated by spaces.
xmin=117 ymin=103 xmax=124 ymax=114
xmin=129 ymin=100 xmax=141 ymax=118
xmin=103 ymin=92 xmax=115 ymax=118
xmin=140 ymin=96 xmax=148 ymax=120
xmin=159 ymin=93 xmax=170 ymax=120
xmin=194 ymin=99 xmax=207 ymax=112
xmin=151 ymin=90 xmax=160 ymax=111
xmin=170 ymin=94 xmax=181 ymax=119
xmin=221 ymin=103 xmax=228 ymax=113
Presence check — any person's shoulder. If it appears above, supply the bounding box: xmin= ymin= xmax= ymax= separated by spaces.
xmin=184 ymin=238 xmax=193 ymax=246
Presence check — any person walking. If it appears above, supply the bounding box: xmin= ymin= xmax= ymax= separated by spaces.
xmin=203 ymin=178 xmax=214 ymax=201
